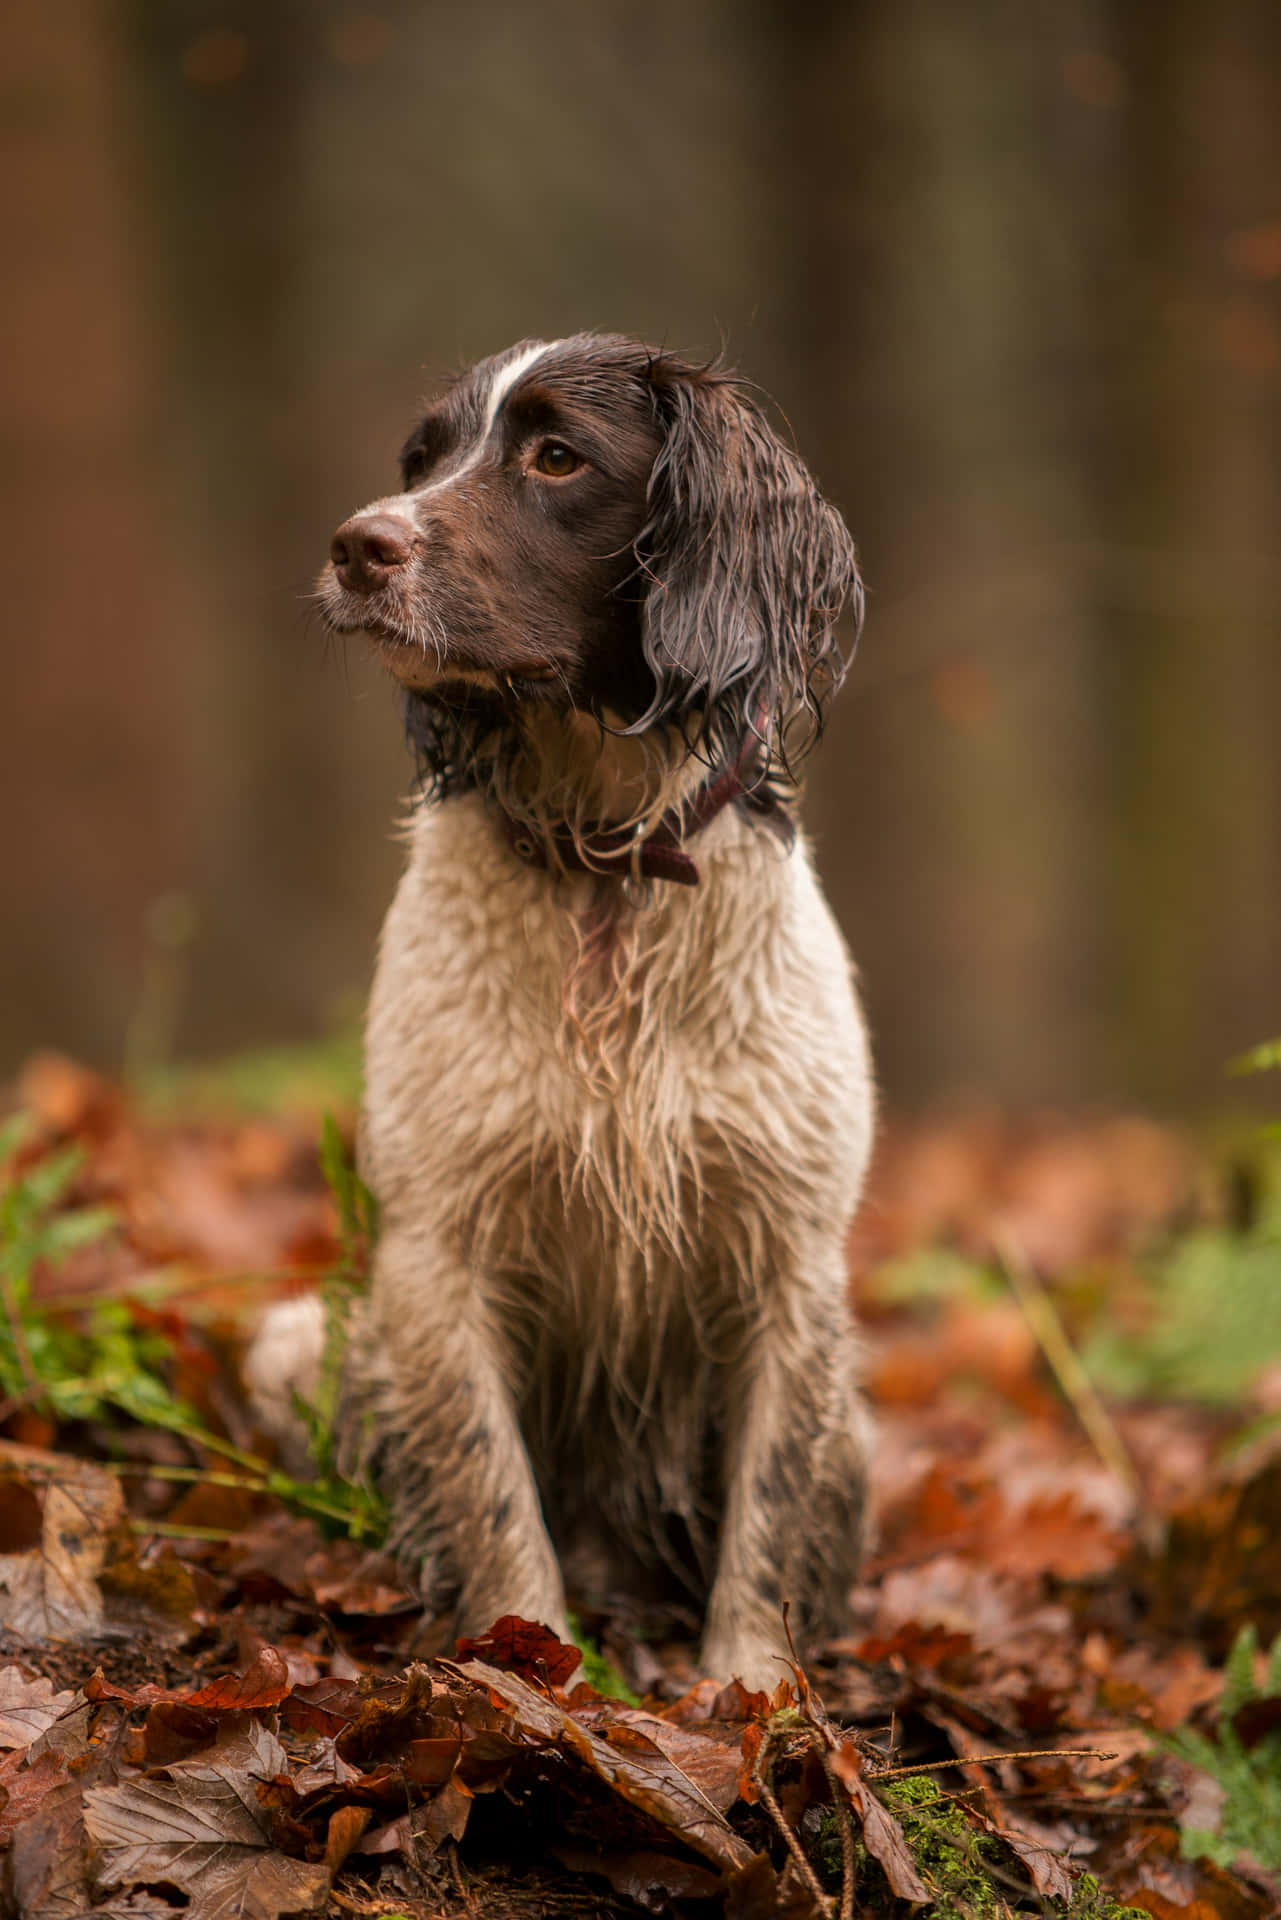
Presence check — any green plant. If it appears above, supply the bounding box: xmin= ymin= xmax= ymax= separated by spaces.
xmin=842 ymin=1778 xmax=1145 ymax=1919
xmin=565 ymin=1613 xmax=639 ymax=1704
xmin=0 ymin=1113 xmax=159 ymax=1424
xmin=1082 ymin=1059 xmax=1281 ymax=1404
xmin=871 ymin=1778 xmax=1002 ymax=1919
xmin=1167 ymin=1624 xmax=1281 ymax=1872
xmin=286 ymin=1114 xmax=387 ymax=1537
xmin=1229 ymin=1034 xmax=1281 ymax=1078
xmin=0 ymin=1111 xmax=386 ymax=1543
xmin=139 ymin=1009 xmax=364 ymax=1118
xmin=1229 ymin=1033 xmax=1281 ymax=1142
xmin=1082 ymin=1214 xmax=1281 ymax=1405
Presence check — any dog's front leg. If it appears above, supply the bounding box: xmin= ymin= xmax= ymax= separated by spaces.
xmin=700 ymin=1281 xmax=868 ymax=1692
xmin=357 ymin=1224 xmax=569 ymax=1643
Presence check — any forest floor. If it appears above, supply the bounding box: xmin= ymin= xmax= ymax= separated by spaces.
xmin=1 ymin=1047 xmax=1280 ymax=1918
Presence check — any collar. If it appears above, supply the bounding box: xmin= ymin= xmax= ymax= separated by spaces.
xmin=494 ymin=746 xmax=792 ymax=888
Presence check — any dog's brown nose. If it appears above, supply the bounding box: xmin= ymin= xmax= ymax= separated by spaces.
xmin=330 ymin=513 xmax=416 ymax=593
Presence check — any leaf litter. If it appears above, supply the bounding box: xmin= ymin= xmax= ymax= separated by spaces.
xmin=0 ymin=1057 xmax=1279 ymax=1914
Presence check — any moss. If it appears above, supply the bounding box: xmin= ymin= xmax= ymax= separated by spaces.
xmin=853 ymin=1777 xmax=1004 ymax=1920
xmin=832 ymin=1776 xmax=1146 ymax=1919
xmin=1062 ymin=1874 xmax=1149 ymax=1920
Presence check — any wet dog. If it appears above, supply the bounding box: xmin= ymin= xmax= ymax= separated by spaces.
xmin=247 ymin=333 xmax=874 ymax=1687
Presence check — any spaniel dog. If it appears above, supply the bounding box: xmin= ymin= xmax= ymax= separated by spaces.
xmin=248 ymin=332 xmax=875 ymax=1689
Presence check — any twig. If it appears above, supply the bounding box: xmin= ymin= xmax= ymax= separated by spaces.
xmin=870 ymin=1746 xmax=1116 ymax=1782
xmin=329 ymin=1888 xmax=386 ymax=1916
xmin=448 ymin=1837 xmax=477 ymax=1916
xmin=995 ymin=1228 xmax=1140 ymax=1497
xmin=751 ymin=1725 xmax=834 ymax=1918
xmin=837 ymin=1791 xmax=855 ymax=1920
xmin=817 ymin=1749 xmax=857 ymax=1920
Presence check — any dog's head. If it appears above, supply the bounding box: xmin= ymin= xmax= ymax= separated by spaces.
xmin=319 ymin=332 xmax=862 ymax=793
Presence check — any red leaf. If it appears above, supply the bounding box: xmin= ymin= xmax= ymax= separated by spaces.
xmin=185 ymin=1645 xmax=292 ymax=1711
xmin=0 ymin=1746 xmax=68 ymax=1844
xmin=455 ymin=1615 xmax=582 ymax=1687
xmin=85 ymin=1645 xmax=292 ymax=1717
xmin=737 ymin=1723 xmax=765 ymax=1806
xmin=142 ymin=1702 xmax=221 ymax=1764
xmin=281 ymin=1676 xmax=368 ymax=1738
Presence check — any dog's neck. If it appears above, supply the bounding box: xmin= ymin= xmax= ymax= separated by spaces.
xmin=489 ymin=707 xmax=793 ymax=891
xmin=508 ymin=708 xmax=703 ymax=828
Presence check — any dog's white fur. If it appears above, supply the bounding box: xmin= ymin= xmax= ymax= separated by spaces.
xmin=251 ymin=771 xmax=873 ymax=1689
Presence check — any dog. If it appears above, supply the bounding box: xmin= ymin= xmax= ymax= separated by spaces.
xmin=247 ymin=332 xmax=875 ymax=1690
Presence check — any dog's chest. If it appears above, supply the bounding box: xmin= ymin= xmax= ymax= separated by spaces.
xmin=362 ymin=798 xmax=865 ymax=1293
xmin=374 ymin=810 xmax=746 ymax=1146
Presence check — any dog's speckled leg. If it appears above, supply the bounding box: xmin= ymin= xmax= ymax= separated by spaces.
xmin=352 ymin=1224 xmax=570 ymax=1642
xmin=700 ymin=1259 xmax=870 ymax=1692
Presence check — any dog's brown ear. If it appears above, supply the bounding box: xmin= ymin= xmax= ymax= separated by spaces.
xmin=631 ymin=356 xmax=862 ymax=773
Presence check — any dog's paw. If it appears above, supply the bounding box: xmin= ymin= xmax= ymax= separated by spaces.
xmin=242 ymin=1293 xmax=327 ymax=1472
xmin=699 ymin=1634 xmax=791 ymax=1697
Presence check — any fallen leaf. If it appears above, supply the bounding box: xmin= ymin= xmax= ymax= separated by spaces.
xmin=451 ymin=1658 xmax=754 ymax=1873
xmin=322 ymin=1802 xmax=370 ymax=1873
xmin=723 ymin=1851 xmax=780 ymax=1920
xmin=454 ymin=1614 xmax=582 ymax=1686
xmin=26 ymin=1688 xmax=98 ymax=1762
xmin=186 ymin=1645 xmax=293 ymax=1712
xmin=8 ymin=1771 xmax=95 ymax=1919
xmin=304 ymin=1545 xmax=417 ymax=1615
xmin=0 ymin=1667 xmax=77 ymax=1748
xmin=828 ymin=1741 xmax=931 ymax=1903
xmin=358 ymin=1779 xmax=472 ymax=1857
xmin=280 ymin=1674 xmax=369 ymax=1738
xmin=0 ymin=1744 xmax=69 ymax=1843
xmin=0 ymin=1451 xmax=126 ymax=1642
xmin=84 ymin=1719 xmax=329 ymax=1919
xmin=956 ymin=1798 xmax=1075 ymax=1900
xmin=291 ymin=1734 xmax=361 ymax=1795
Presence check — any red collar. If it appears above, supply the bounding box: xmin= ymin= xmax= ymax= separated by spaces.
xmin=495 ymin=751 xmax=790 ymax=888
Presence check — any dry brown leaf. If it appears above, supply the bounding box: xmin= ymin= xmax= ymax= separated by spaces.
xmin=451 ymin=1657 xmax=754 ymax=1873
xmin=0 ymin=1450 xmax=126 ymax=1643
xmin=828 ymin=1739 xmax=931 ymax=1903
xmin=357 ymin=1778 xmax=473 ymax=1857
xmin=585 ymin=1708 xmax=744 ymax=1813
xmin=84 ymin=1719 xmax=329 ymax=1919
xmin=8 ymin=1770 xmax=95 ymax=1919
xmin=0 ymin=1744 xmax=69 ymax=1844
xmin=955 ymin=1797 xmax=1075 ymax=1900
xmin=0 ymin=1666 xmax=76 ymax=1748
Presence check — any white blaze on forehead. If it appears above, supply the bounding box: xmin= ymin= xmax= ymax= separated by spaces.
xmin=412 ymin=337 xmax=558 ymax=499
xmin=480 ymin=338 xmax=556 ymax=437
xmin=345 ymin=338 xmax=563 ymax=526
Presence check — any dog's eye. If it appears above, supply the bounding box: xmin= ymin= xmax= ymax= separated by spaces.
xmin=533 ymin=443 xmax=581 ymax=478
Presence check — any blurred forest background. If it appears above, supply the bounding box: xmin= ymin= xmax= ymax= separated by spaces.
xmin=3 ymin=0 xmax=1279 ymax=1112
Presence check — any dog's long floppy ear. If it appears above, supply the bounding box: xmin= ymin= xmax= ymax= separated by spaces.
xmin=631 ymin=355 xmax=863 ymax=773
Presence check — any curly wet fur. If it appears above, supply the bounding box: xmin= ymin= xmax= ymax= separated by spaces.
xmin=247 ymin=333 xmax=875 ymax=1688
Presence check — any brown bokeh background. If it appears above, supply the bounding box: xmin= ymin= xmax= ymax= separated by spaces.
xmin=4 ymin=2 xmax=1279 ymax=1109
